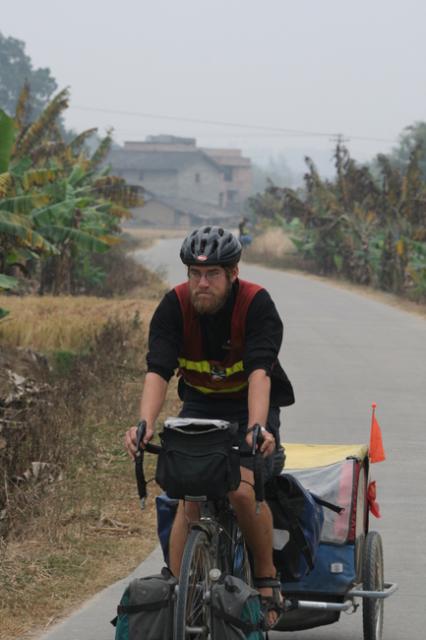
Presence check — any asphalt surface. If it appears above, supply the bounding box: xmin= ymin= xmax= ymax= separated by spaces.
xmin=36 ymin=237 xmax=426 ymax=639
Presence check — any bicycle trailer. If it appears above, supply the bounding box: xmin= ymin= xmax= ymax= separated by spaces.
xmin=274 ymin=442 xmax=397 ymax=638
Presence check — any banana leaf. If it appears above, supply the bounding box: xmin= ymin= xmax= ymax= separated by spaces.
xmin=0 ymin=109 xmax=16 ymax=173
xmin=1 ymin=193 xmax=51 ymax=214
xmin=0 ymin=273 xmax=18 ymax=289
xmin=37 ymin=225 xmax=111 ymax=252
xmin=0 ymin=210 xmax=57 ymax=252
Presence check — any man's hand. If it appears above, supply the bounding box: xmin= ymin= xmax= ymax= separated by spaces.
xmin=124 ymin=424 xmax=154 ymax=459
xmin=245 ymin=425 xmax=276 ymax=457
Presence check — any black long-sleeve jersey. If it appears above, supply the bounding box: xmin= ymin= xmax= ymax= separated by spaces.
xmin=146 ymin=280 xmax=295 ymax=408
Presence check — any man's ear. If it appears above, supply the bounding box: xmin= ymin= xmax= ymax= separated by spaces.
xmin=231 ymin=265 xmax=239 ymax=282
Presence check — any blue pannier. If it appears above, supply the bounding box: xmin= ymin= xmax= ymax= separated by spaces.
xmin=265 ymin=473 xmax=327 ymax=581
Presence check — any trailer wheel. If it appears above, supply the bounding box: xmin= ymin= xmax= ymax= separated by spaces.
xmin=362 ymin=531 xmax=384 ymax=640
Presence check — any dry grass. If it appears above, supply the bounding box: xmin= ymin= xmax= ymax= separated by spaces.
xmin=248 ymin=227 xmax=295 ymax=257
xmin=0 ymin=385 xmax=181 ymax=640
xmin=0 ymin=295 xmax=158 ymax=352
xmin=0 ymin=292 xmax=183 ymax=639
xmin=242 ymin=227 xmax=307 ymax=270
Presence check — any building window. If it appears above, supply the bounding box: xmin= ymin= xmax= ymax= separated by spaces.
xmin=195 ymin=172 xmax=201 ymax=183
xmin=227 ymin=190 xmax=238 ymax=204
xmin=219 ymin=193 xmax=224 ymax=207
xmin=224 ymin=167 xmax=233 ymax=182
xmin=139 ymin=171 xmax=144 ymax=181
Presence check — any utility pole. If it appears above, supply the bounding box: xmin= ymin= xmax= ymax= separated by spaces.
xmin=330 ymin=132 xmax=350 ymax=146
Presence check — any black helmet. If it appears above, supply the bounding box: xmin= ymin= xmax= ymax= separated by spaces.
xmin=180 ymin=226 xmax=242 ymax=266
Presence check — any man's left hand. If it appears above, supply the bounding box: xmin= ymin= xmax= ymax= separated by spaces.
xmin=246 ymin=426 xmax=276 ymax=457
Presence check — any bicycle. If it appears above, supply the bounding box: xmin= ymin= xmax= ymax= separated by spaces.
xmin=135 ymin=418 xmax=266 ymax=640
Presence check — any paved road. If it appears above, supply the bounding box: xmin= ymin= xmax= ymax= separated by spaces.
xmin=38 ymin=238 xmax=426 ymax=639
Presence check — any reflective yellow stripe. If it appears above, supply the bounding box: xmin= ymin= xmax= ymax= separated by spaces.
xmin=178 ymin=358 xmax=211 ymax=373
xmin=178 ymin=357 xmax=244 ymax=376
xmin=185 ymin=381 xmax=248 ymax=394
xmin=225 ymin=361 xmax=244 ymax=375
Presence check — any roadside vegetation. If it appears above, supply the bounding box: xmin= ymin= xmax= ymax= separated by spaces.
xmin=248 ymin=135 xmax=426 ymax=304
xmin=0 ymin=85 xmax=143 ymax=316
xmin=0 ymin=79 xmax=175 ymax=638
xmin=0 ymin=289 xmax=180 ymax=639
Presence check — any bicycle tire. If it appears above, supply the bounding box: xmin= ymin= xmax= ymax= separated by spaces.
xmin=362 ymin=530 xmax=384 ymax=640
xmin=216 ymin=506 xmax=253 ymax=583
xmin=174 ymin=528 xmax=215 ymax=640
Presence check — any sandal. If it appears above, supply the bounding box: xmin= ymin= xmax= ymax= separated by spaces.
xmin=253 ymin=576 xmax=284 ymax=630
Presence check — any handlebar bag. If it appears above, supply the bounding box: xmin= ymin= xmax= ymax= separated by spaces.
xmin=111 ymin=567 xmax=177 ymax=640
xmin=155 ymin=418 xmax=241 ymax=500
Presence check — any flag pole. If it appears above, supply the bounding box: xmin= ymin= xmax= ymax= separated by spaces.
xmin=371 ymin=402 xmax=376 ymax=428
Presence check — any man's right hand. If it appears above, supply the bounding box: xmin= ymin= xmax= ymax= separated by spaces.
xmin=124 ymin=423 xmax=154 ymax=459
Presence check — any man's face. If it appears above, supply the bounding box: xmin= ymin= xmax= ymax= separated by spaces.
xmin=188 ymin=265 xmax=239 ymax=314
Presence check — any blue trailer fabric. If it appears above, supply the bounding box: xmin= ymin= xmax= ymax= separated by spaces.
xmin=281 ymin=543 xmax=356 ymax=595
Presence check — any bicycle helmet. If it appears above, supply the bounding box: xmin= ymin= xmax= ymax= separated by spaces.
xmin=180 ymin=226 xmax=242 ymax=266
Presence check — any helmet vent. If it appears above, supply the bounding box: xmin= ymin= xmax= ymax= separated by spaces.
xmin=180 ymin=226 xmax=242 ymax=266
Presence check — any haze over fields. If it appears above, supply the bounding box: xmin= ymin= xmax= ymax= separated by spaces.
xmin=2 ymin=0 xmax=426 ymax=178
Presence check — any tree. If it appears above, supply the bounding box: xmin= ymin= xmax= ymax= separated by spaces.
xmin=1 ymin=86 xmax=140 ymax=301
xmin=389 ymin=121 xmax=426 ymax=179
xmin=0 ymin=32 xmax=57 ymax=121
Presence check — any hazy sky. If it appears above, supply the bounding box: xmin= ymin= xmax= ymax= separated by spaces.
xmin=3 ymin=0 xmax=426 ymax=172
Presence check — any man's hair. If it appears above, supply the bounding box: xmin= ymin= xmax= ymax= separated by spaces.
xmin=187 ymin=263 xmax=238 ymax=282
xmin=224 ymin=263 xmax=239 ymax=280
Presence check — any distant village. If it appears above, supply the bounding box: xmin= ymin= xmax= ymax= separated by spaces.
xmin=107 ymin=135 xmax=252 ymax=228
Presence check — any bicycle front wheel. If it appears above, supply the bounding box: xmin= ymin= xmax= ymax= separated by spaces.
xmin=174 ymin=528 xmax=214 ymax=640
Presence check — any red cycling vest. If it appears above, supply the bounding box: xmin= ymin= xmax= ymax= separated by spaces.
xmin=174 ymin=279 xmax=263 ymax=399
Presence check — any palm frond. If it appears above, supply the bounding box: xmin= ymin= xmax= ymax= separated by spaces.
xmin=0 ymin=210 xmax=57 ymax=253
xmin=1 ymin=193 xmax=50 ymax=214
xmin=22 ymin=168 xmax=60 ymax=190
xmin=0 ymin=172 xmax=13 ymax=198
xmin=14 ymin=82 xmax=31 ymax=129
xmin=0 ymin=109 xmax=16 ymax=173
xmin=14 ymin=88 xmax=70 ymax=158
xmin=69 ymin=128 xmax=98 ymax=154
xmin=30 ymin=141 xmax=67 ymax=164
xmin=92 ymin=175 xmax=142 ymax=207
xmin=90 ymin=129 xmax=113 ymax=169
xmin=37 ymin=225 xmax=111 ymax=252
xmin=0 ymin=273 xmax=19 ymax=290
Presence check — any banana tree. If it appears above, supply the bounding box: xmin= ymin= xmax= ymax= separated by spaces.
xmin=1 ymin=86 xmax=140 ymax=297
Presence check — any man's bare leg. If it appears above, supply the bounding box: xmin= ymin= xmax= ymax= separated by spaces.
xmin=168 ymin=500 xmax=199 ymax=577
xmin=228 ymin=467 xmax=281 ymax=625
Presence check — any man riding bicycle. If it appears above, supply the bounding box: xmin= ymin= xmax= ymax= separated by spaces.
xmin=125 ymin=225 xmax=295 ymax=627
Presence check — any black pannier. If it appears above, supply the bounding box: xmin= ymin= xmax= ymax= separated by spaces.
xmin=111 ymin=567 xmax=177 ymax=640
xmin=155 ymin=418 xmax=241 ymax=500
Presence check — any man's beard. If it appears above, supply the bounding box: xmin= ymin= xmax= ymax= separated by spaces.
xmin=190 ymin=284 xmax=231 ymax=315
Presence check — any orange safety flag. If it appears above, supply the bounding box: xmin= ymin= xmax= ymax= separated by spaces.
xmin=369 ymin=403 xmax=386 ymax=463
xmin=367 ymin=480 xmax=381 ymax=518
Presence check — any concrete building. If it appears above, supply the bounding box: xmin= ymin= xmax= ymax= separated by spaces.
xmin=107 ymin=135 xmax=252 ymax=228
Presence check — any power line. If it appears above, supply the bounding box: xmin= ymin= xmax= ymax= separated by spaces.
xmin=69 ymin=104 xmax=396 ymax=144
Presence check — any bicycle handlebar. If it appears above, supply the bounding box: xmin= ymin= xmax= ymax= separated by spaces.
xmin=135 ymin=420 xmax=265 ymax=509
